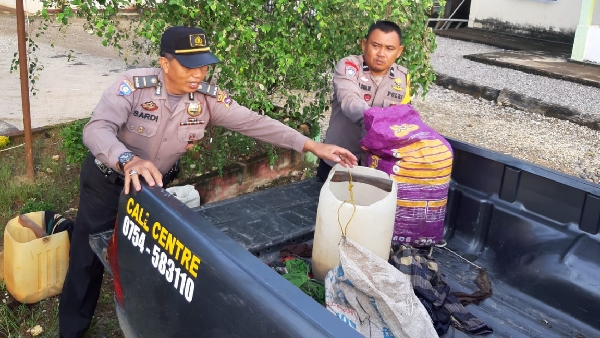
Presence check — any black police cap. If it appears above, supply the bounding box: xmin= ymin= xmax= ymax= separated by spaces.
xmin=160 ymin=26 xmax=220 ymax=69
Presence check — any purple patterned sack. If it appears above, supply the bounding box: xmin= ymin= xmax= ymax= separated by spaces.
xmin=360 ymin=105 xmax=453 ymax=246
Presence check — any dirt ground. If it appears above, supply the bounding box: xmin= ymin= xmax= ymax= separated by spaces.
xmin=0 ymin=7 xmax=153 ymax=131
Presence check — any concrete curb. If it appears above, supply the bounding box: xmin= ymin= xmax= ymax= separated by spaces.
xmin=434 ymin=74 xmax=500 ymax=101
xmin=0 ymin=120 xmax=20 ymax=136
xmin=434 ymin=73 xmax=600 ymax=131
xmin=464 ymin=54 xmax=600 ymax=89
xmin=0 ymin=120 xmax=81 ymax=138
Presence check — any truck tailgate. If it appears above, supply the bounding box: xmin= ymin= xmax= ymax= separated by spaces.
xmin=114 ymin=182 xmax=361 ymax=338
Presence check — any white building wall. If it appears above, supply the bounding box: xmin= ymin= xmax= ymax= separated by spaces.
xmin=584 ymin=26 xmax=600 ymax=63
xmin=0 ymin=0 xmax=45 ymax=14
xmin=469 ymin=0 xmax=582 ymax=34
xmin=0 ymin=0 xmax=138 ymax=13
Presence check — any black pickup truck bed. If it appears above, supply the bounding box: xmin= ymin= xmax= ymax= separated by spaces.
xmin=194 ymin=138 xmax=600 ymax=338
xmin=106 ymin=137 xmax=600 ymax=337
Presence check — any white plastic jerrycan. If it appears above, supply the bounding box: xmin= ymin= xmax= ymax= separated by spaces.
xmin=312 ymin=164 xmax=398 ymax=281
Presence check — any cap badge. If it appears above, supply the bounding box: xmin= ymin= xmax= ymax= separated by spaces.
xmin=187 ymin=103 xmax=201 ymax=117
xmin=190 ymin=34 xmax=207 ymax=48
xmin=141 ymin=101 xmax=158 ymax=111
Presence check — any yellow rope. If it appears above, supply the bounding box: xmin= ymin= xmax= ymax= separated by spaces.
xmin=337 ymin=171 xmax=356 ymax=237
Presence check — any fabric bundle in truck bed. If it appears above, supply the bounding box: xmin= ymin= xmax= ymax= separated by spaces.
xmin=360 ymin=104 xmax=452 ymax=247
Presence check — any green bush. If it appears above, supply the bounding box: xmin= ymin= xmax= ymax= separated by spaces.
xmin=60 ymin=118 xmax=90 ymax=165
xmin=18 ymin=197 xmax=56 ymax=214
xmin=39 ymin=0 xmax=443 ymax=173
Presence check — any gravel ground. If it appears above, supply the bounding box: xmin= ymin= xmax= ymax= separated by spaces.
xmin=432 ymin=37 xmax=600 ymax=116
xmin=320 ymin=86 xmax=600 ymax=185
xmin=412 ymin=86 xmax=600 ymax=184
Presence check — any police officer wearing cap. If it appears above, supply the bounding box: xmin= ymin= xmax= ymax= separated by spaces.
xmin=58 ymin=26 xmax=357 ymax=338
xmin=317 ymin=20 xmax=410 ymax=181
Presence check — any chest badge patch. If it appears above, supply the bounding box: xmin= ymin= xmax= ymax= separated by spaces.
xmin=392 ymin=78 xmax=404 ymax=91
xmin=392 ymin=79 xmax=404 ymax=92
xmin=141 ymin=101 xmax=158 ymax=111
xmin=364 ymin=94 xmax=371 ymax=101
xmin=137 ymin=126 xmax=145 ymax=134
xmin=119 ymin=80 xmax=135 ymax=96
xmin=187 ymin=103 xmax=201 ymax=117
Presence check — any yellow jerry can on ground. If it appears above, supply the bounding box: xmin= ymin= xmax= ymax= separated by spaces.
xmin=3 ymin=211 xmax=70 ymax=304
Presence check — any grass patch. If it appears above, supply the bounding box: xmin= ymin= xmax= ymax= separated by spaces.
xmin=0 ymin=125 xmax=121 ymax=337
xmin=0 ymin=278 xmax=60 ymax=337
xmin=0 ymin=276 xmax=120 ymax=338
xmin=0 ymin=127 xmax=80 ymax=229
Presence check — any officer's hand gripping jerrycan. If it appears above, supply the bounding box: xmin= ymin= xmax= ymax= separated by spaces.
xmin=311 ymin=164 xmax=398 ymax=281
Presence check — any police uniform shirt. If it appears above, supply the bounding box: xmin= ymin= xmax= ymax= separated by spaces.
xmin=324 ymin=54 xmax=410 ymax=166
xmin=83 ymin=68 xmax=309 ymax=174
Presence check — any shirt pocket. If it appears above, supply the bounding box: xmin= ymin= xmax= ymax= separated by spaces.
xmin=383 ymin=99 xmax=402 ymax=108
xmin=177 ymin=125 xmax=206 ymax=142
xmin=125 ymin=122 xmax=158 ymax=138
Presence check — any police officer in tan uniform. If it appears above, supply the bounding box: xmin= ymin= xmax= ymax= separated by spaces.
xmin=317 ymin=21 xmax=410 ymax=181
xmin=59 ymin=26 xmax=357 ymax=338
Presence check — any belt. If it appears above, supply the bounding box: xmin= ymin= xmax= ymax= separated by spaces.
xmin=94 ymin=159 xmax=125 ymax=185
xmin=94 ymin=159 xmax=179 ymax=187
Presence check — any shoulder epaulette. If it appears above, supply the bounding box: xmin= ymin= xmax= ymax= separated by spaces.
xmin=132 ymin=75 xmax=160 ymax=89
xmin=396 ymin=65 xmax=409 ymax=75
xmin=196 ymin=82 xmax=218 ymax=97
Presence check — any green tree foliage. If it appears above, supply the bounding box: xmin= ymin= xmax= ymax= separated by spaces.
xmin=40 ymin=0 xmax=443 ymax=172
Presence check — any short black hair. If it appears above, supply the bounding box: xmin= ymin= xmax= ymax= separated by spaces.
xmin=160 ymin=52 xmax=175 ymax=60
xmin=366 ymin=20 xmax=402 ymax=43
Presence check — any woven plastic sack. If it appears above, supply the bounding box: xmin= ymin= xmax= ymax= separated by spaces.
xmin=360 ymin=105 xmax=453 ymax=246
xmin=166 ymin=185 xmax=200 ymax=208
xmin=325 ymin=237 xmax=437 ymax=338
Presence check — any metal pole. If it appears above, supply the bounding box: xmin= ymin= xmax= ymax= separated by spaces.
xmin=15 ymin=0 xmax=35 ymax=179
